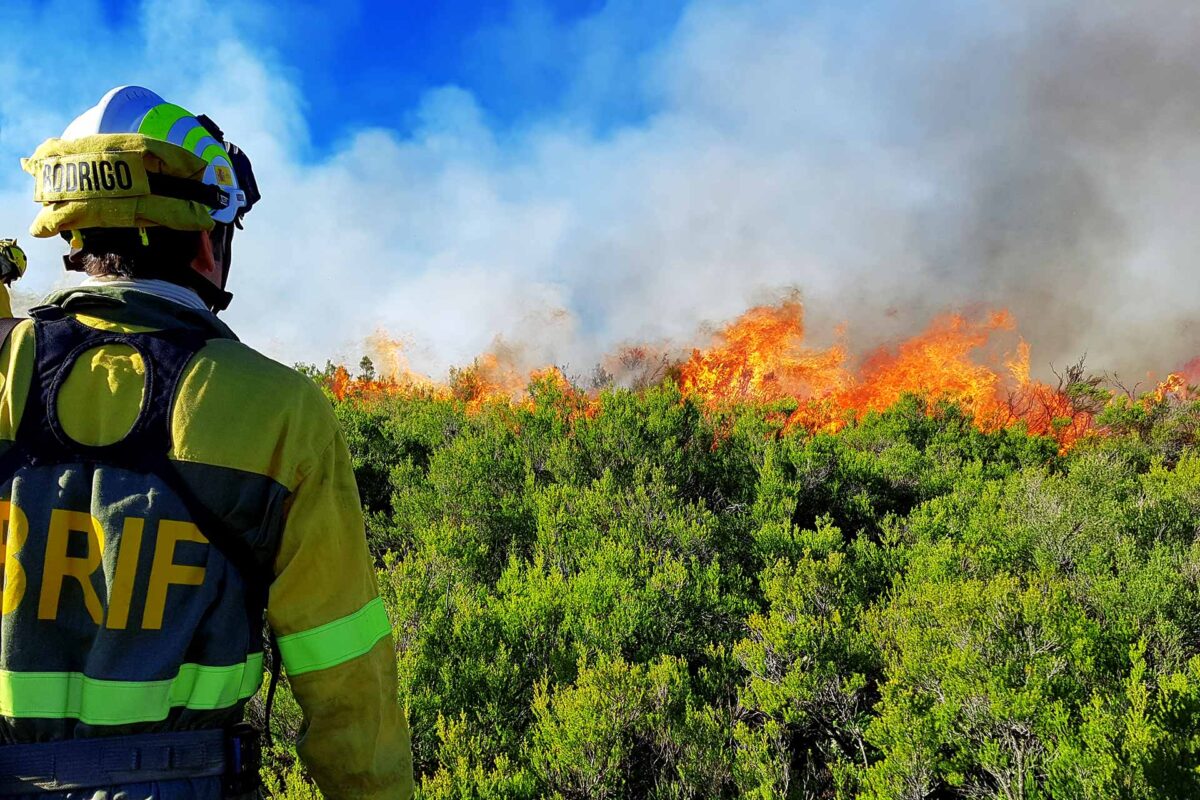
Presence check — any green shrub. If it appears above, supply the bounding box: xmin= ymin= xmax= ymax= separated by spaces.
xmin=262 ymin=385 xmax=1200 ymax=799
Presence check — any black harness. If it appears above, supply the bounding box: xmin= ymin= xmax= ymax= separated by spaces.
xmin=0 ymin=306 xmax=265 ymax=596
xmin=0 ymin=308 xmax=276 ymax=795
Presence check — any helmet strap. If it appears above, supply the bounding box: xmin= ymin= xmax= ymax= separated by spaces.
xmin=190 ymin=226 xmax=234 ymax=313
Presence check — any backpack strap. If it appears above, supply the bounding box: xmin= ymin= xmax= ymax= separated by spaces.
xmin=0 ymin=307 xmax=282 ymax=735
xmin=0 ymin=306 xmax=269 ymax=606
xmin=0 ymin=317 xmax=30 ymax=491
xmin=0 ymin=316 xmax=25 ymax=350
xmin=16 ymin=306 xmax=207 ymax=469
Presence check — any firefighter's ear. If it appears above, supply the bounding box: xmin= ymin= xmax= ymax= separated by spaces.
xmin=191 ymin=230 xmax=217 ymax=281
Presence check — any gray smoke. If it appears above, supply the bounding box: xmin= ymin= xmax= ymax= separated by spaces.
xmin=0 ymin=0 xmax=1196 ymax=383
xmin=872 ymin=0 xmax=1200 ymax=380
xmin=529 ymin=0 xmax=1200 ymax=382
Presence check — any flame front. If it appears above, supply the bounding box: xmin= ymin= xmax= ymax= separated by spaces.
xmin=323 ymin=299 xmax=1196 ymax=453
xmin=845 ymin=312 xmax=1012 ymax=422
xmin=678 ymin=299 xmax=850 ymax=405
xmin=328 ymin=331 xmax=448 ymax=402
xmin=677 ymin=302 xmax=1109 ymax=451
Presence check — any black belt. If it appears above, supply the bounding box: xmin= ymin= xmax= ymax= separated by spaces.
xmin=0 ymin=726 xmax=260 ymax=795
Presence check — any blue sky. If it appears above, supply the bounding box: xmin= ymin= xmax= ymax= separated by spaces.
xmin=0 ymin=0 xmax=1196 ymax=378
xmin=267 ymin=0 xmax=689 ymax=149
xmin=93 ymin=0 xmax=691 ymax=152
xmin=91 ymin=0 xmax=883 ymax=151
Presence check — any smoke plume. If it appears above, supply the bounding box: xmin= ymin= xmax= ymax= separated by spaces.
xmin=0 ymin=0 xmax=1195 ymax=382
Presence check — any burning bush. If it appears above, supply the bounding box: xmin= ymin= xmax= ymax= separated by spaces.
xmin=313 ymin=299 xmax=1195 ymax=456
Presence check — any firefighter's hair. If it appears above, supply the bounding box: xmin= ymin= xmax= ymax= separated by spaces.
xmin=71 ymin=228 xmax=202 ymax=282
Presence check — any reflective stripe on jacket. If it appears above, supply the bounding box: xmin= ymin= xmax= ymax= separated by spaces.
xmin=0 ymin=285 xmax=412 ymax=799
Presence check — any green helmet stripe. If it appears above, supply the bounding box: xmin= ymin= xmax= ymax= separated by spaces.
xmin=137 ymin=102 xmax=193 ymax=141
xmin=181 ymin=123 xmax=211 ymax=153
xmin=198 ymin=143 xmax=231 ymax=167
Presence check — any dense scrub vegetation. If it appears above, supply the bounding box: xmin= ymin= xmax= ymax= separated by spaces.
xmin=261 ymin=375 xmax=1200 ymax=799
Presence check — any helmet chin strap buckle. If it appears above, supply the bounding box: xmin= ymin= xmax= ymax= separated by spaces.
xmin=208 ymin=289 xmax=233 ymax=313
xmin=57 ymin=231 xmax=88 ymax=272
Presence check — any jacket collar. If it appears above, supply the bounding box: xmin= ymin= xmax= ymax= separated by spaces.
xmin=42 ymin=284 xmax=239 ymax=341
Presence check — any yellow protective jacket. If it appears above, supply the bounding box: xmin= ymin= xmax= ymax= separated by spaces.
xmin=0 ymin=285 xmax=412 ymax=798
xmin=0 ymin=285 xmax=13 ymax=318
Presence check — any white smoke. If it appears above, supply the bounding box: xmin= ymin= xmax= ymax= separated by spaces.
xmin=0 ymin=0 xmax=1196 ymax=381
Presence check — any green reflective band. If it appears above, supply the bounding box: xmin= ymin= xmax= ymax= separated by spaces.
xmin=0 ymin=654 xmax=263 ymax=725
xmin=137 ymin=103 xmax=193 ymax=141
xmin=277 ymin=597 xmax=392 ymax=677
xmin=198 ymin=143 xmax=230 ymax=167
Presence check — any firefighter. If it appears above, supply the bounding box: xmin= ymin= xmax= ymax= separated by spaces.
xmin=0 ymin=86 xmax=412 ymax=798
xmin=0 ymin=239 xmax=27 ymax=317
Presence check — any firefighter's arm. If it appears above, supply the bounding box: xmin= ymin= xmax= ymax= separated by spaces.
xmin=0 ymin=239 xmax=26 ymax=319
xmin=267 ymin=425 xmax=413 ymax=799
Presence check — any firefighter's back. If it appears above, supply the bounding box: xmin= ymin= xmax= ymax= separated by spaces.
xmin=0 ymin=291 xmax=339 ymax=797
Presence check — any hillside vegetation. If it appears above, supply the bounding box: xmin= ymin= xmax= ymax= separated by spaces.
xmin=261 ymin=374 xmax=1200 ymax=799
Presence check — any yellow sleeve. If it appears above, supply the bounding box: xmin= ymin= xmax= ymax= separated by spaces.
xmin=267 ymin=426 xmax=413 ymax=799
xmin=0 ymin=286 xmax=13 ymax=319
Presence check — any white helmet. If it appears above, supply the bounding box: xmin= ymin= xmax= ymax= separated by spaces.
xmin=62 ymin=85 xmax=251 ymax=225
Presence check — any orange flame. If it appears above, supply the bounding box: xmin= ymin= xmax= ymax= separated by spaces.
xmin=327 ymin=331 xmax=448 ymax=402
xmin=1149 ymin=372 xmax=1192 ymax=404
xmin=329 ymin=334 xmax=588 ymax=413
xmin=844 ymin=311 xmax=1013 ymax=423
xmin=1182 ymin=356 xmax=1200 ymax=386
xmin=1003 ymin=342 xmax=1093 ymax=450
xmin=678 ymin=299 xmax=850 ymax=404
xmin=449 ymin=347 xmax=529 ymax=406
xmin=678 ymin=301 xmax=1097 ymax=450
xmin=322 ymin=299 xmax=1192 ymax=452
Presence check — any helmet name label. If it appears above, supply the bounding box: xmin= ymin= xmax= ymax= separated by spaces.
xmin=23 ymin=133 xmax=227 ymax=238
xmin=30 ymin=152 xmax=148 ymax=203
